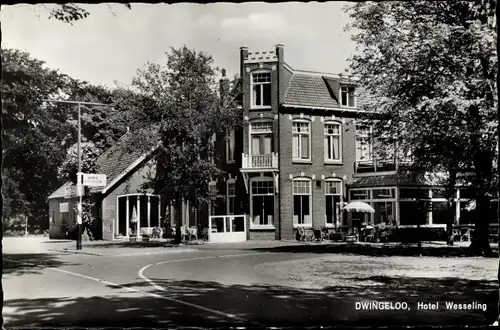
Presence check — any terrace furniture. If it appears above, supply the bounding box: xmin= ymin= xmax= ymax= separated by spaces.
xmin=461 ymin=228 xmax=471 ymax=242
xmin=305 ymin=228 xmax=315 ymax=242
xmin=453 ymin=229 xmax=462 ymax=242
xmin=201 ymin=227 xmax=209 ymax=241
xmin=297 ymin=227 xmax=306 ymax=241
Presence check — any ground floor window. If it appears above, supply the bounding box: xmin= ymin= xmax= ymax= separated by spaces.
xmin=325 ymin=179 xmax=342 ymax=227
xmin=250 ymin=179 xmax=274 ymax=226
xmin=117 ymin=194 xmax=160 ymax=236
xmin=373 ymin=201 xmax=395 ymax=225
xmin=293 ymin=179 xmax=312 ymax=225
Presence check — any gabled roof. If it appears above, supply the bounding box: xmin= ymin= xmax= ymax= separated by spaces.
xmin=48 ymin=132 xmax=149 ymax=199
xmin=94 ymin=131 xmax=146 ymax=191
xmin=282 ymin=63 xmax=375 ymax=111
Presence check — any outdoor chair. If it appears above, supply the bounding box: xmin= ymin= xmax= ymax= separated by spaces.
xmin=201 ymin=227 xmax=209 ymax=241
xmin=379 ymin=229 xmax=389 ymax=243
xmin=461 ymin=228 xmax=471 ymax=242
xmin=452 ymin=229 xmax=461 ymax=242
xmin=364 ymin=229 xmax=375 ymax=242
xmin=297 ymin=227 xmax=306 ymax=241
xmin=305 ymin=229 xmax=315 ymax=242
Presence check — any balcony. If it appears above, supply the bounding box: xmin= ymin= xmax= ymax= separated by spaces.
xmin=354 ymin=158 xmax=415 ymax=174
xmin=355 ymin=159 xmax=396 ymax=174
xmin=241 ymin=153 xmax=278 ymax=170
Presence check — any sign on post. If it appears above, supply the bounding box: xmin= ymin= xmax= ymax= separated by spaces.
xmin=64 ymin=185 xmax=83 ymax=199
xmin=82 ymin=173 xmax=107 ymax=187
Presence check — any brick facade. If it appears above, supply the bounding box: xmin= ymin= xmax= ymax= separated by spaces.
xmin=239 ymin=44 xmax=362 ymax=241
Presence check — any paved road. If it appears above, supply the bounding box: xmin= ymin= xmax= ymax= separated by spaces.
xmin=3 ymin=237 xmax=497 ymax=327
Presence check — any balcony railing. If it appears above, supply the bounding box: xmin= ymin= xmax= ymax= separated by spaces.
xmin=355 ymin=159 xmax=396 ymax=174
xmin=242 ymin=153 xmax=278 ymax=169
xmin=354 ymin=158 xmax=415 ymax=174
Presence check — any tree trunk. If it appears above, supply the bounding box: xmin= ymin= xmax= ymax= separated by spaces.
xmin=416 ymin=198 xmax=422 ymax=256
xmin=446 ymin=169 xmax=457 ymax=246
xmin=469 ymin=194 xmax=493 ymax=256
xmin=174 ymin=197 xmax=182 ymax=245
xmin=496 ymin=0 xmax=500 ymax=322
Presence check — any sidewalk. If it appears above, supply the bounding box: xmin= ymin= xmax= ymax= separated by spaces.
xmin=50 ymin=239 xmax=201 ymax=257
xmin=2 ymin=236 xmax=199 ymax=257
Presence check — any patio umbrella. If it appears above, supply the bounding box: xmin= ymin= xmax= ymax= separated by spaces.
xmin=343 ymin=201 xmax=375 ymax=214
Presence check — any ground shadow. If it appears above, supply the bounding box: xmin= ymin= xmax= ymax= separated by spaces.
xmin=5 ymin=275 xmax=497 ymax=327
xmin=3 ymin=253 xmax=81 ymax=276
xmin=251 ymin=242 xmax=499 ymax=258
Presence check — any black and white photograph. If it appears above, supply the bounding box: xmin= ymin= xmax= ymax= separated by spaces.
xmin=1 ymin=1 xmax=499 ymax=328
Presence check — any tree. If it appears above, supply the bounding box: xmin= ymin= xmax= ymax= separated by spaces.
xmin=345 ymin=0 xmax=497 ymax=256
xmin=43 ymin=3 xmax=132 ymax=24
xmin=122 ymin=46 xmax=241 ymax=244
xmin=1 ymin=48 xmax=128 ymax=230
xmin=58 ymin=141 xmax=101 ymax=184
xmin=2 ymin=48 xmax=72 ymax=227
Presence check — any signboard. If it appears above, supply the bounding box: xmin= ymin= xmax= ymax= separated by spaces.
xmin=60 ymin=202 xmax=69 ymax=213
xmin=64 ymin=185 xmax=83 ymax=199
xmin=82 ymin=173 xmax=107 ymax=187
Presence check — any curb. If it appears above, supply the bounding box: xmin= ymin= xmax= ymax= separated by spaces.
xmin=48 ymin=248 xmax=108 ymax=256
xmin=48 ymin=247 xmax=199 ymax=257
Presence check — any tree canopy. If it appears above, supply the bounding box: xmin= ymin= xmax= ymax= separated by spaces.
xmin=121 ymin=45 xmax=241 ymax=242
xmin=345 ymin=0 xmax=497 ymax=254
xmin=1 ymin=48 xmax=128 ymax=229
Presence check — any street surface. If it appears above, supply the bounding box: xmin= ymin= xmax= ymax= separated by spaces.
xmin=2 ymin=237 xmax=498 ymax=327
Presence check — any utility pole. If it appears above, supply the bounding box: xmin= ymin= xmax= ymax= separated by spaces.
xmin=43 ymin=99 xmax=113 ymax=250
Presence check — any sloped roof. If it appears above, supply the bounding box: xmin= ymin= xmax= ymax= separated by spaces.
xmin=48 ymin=182 xmax=73 ymax=199
xmin=48 ymin=132 xmax=148 ymax=199
xmin=283 ymin=70 xmax=375 ymax=111
xmin=350 ymin=175 xmax=398 ymax=188
xmin=94 ymin=131 xmax=145 ymax=188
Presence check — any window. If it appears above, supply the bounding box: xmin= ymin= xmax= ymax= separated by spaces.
xmin=350 ymin=189 xmax=370 ymax=200
xmin=325 ymin=180 xmax=342 ymax=227
xmin=292 ymin=121 xmax=311 ymax=161
xmin=209 ymin=133 xmax=216 ymax=164
xmin=324 ymin=122 xmax=342 ymax=162
xmin=226 ymin=129 xmax=235 ymax=163
xmin=250 ymin=121 xmax=273 ymax=156
xmin=116 ymin=194 xmax=160 ymax=237
xmin=356 ymin=125 xmax=372 ymax=161
xmin=252 ymin=72 xmax=271 ymax=107
xmin=227 ymin=181 xmax=236 ymax=215
xmin=341 ymin=86 xmax=356 ymax=107
xmin=250 ymin=179 xmax=274 ymax=226
xmin=293 ymin=179 xmax=312 ymax=226
xmin=372 ymin=188 xmax=395 ymax=199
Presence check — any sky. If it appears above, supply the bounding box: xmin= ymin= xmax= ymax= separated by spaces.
xmin=1 ymin=2 xmax=357 ymax=88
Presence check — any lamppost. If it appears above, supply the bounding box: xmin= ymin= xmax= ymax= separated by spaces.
xmin=43 ymin=99 xmax=113 ymax=250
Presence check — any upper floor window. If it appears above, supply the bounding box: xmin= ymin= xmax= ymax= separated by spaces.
xmin=324 ymin=122 xmax=342 ymax=162
xmin=292 ymin=121 xmax=311 ymax=161
xmin=250 ymin=121 xmax=273 ymax=155
xmin=227 ymin=180 xmax=236 ymax=215
xmin=226 ymin=129 xmax=235 ymax=163
xmin=341 ymin=86 xmax=356 ymax=107
xmin=356 ymin=125 xmax=372 ymax=161
xmin=252 ymin=72 xmax=271 ymax=107
xmin=209 ymin=133 xmax=217 ymax=164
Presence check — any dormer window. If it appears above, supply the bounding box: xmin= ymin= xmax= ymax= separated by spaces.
xmin=252 ymin=72 xmax=271 ymax=107
xmin=341 ymin=86 xmax=356 ymax=107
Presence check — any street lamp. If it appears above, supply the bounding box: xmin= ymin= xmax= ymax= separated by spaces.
xmin=43 ymin=99 xmax=114 ymax=250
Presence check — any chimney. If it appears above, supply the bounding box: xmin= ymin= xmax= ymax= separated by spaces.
xmin=275 ymin=43 xmax=284 ymax=62
xmin=240 ymin=46 xmax=249 ymax=79
xmin=219 ymin=68 xmax=230 ymax=103
xmin=276 ymin=44 xmax=284 ymax=104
